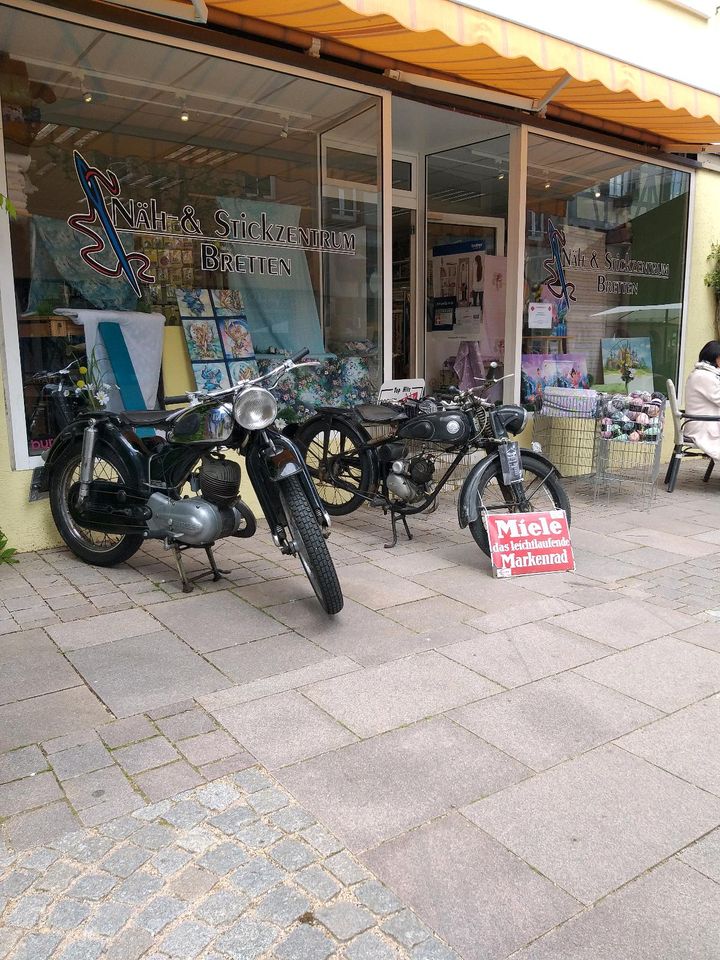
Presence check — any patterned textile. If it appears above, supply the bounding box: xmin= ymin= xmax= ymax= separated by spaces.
xmin=257 ymin=355 xmax=376 ymax=425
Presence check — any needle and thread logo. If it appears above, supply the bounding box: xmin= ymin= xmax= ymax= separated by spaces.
xmin=542 ymin=219 xmax=576 ymax=316
xmin=68 ymin=150 xmax=155 ymax=297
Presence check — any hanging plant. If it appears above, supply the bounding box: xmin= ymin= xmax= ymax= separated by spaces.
xmin=0 ymin=192 xmax=16 ymax=218
xmin=705 ymin=242 xmax=720 ymax=339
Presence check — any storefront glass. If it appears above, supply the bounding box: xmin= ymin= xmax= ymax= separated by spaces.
xmin=0 ymin=5 xmax=383 ymax=456
xmin=425 ymin=130 xmax=511 ymax=397
xmin=522 ymin=133 xmax=690 ymax=407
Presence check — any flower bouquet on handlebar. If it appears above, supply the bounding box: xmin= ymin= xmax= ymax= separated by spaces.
xmin=293 ymin=363 xmax=570 ymax=553
xmin=31 ymin=349 xmax=343 ymax=614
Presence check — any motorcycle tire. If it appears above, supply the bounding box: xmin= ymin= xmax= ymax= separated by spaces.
xmin=49 ymin=442 xmax=144 ymax=567
xmin=295 ymin=417 xmax=374 ymax=516
xmin=278 ymin=475 xmax=344 ymax=615
xmin=468 ymin=454 xmax=571 ymax=557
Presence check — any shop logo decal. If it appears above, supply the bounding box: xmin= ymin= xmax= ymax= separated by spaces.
xmin=68 ymin=150 xmax=154 ymax=297
xmin=542 ymin=219 xmax=576 ymax=315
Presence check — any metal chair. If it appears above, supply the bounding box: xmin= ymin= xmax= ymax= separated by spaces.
xmin=664 ymin=379 xmax=718 ymax=492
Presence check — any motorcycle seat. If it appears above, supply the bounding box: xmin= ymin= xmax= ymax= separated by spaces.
xmin=355 ymin=404 xmax=407 ymax=424
xmin=120 ymin=409 xmax=179 ymax=428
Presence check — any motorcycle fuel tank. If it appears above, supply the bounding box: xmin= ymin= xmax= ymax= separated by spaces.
xmin=170 ymin=402 xmax=234 ymax=444
xmin=397 ymin=411 xmax=472 ymax=445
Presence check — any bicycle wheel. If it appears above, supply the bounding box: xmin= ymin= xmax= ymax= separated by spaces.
xmin=468 ymin=453 xmax=571 ymax=556
xmin=278 ymin=475 xmax=343 ymax=615
xmin=295 ymin=417 xmax=374 ymax=516
xmin=49 ymin=442 xmax=144 ymax=566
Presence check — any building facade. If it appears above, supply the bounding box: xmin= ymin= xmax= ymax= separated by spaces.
xmin=1 ymin=0 xmax=719 ymax=549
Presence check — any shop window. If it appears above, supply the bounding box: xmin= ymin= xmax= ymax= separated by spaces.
xmin=522 ymin=134 xmax=690 ymax=408
xmin=0 ymin=5 xmax=383 ymax=459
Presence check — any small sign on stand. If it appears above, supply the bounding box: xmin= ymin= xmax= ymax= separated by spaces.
xmin=486 ymin=510 xmax=574 ymax=578
xmin=378 ymin=379 xmax=425 ymax=403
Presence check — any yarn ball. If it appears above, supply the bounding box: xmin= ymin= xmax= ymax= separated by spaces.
xmin=601 ymin=430 xmax=612 ymax=439
xmin=646 ymin=405 xmax=660 ymax=419
xmin=629 ymin=431 xmax=640 ymax=442
xmin=636 ymin=412 xmax=650 ymax=426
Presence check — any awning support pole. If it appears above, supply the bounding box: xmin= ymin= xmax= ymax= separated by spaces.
xmin=533 ymin=75 xmax=571 ymax=116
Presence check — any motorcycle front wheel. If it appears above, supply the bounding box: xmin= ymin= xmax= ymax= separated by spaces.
xmin=468 ymin=454 xmax=570 ymax=556
xmin=295 ymin=417 xmax=373 ymax=516
xmin=278 ymin=475 xmax=344 ymax=615
xmin=49 ymin=442 xmax=144 ymax=566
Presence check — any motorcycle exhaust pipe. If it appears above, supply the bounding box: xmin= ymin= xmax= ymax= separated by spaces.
xmin=77 ymin=420 xmax=98 ymax=505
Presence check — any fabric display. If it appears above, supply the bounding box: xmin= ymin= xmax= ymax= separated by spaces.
xmin=177 ymin=288 xmax=259 ymax=392
xmin=598 ymin=391 xmax=665 ymax=443
xmin=257 ymin=355 xmax=375 ymax=427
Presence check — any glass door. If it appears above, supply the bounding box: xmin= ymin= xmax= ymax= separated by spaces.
xmin=392 ymin=207 xmax=415 ymax=379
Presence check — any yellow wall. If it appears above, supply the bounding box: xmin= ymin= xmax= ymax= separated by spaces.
xmin=682 ymin=166 xmax=720 ymax=384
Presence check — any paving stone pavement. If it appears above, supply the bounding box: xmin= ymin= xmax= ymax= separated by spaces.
xmin=2 ymin=463 xmax=720 ymax=957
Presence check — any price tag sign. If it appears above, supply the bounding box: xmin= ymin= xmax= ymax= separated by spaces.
xmin=486 ymin=510 xmax=574 ymax=578
xmin=498 ymin=441 xmax=523 ymax=485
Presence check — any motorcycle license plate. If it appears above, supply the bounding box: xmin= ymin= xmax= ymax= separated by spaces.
xmin=499 ymin=441 xmax=523 ymax=485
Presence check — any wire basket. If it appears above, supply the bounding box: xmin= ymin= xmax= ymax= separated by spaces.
xmin=593 ymin=396 xmax=666 ymax=508
xmin=531 ymin=389 xmax=602 ymax=493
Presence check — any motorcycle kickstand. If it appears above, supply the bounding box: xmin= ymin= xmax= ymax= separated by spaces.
xmin=170 ymin=542 xmax=229 ymax=593
xmin=384 ymin=510 xmax=413 ymax=550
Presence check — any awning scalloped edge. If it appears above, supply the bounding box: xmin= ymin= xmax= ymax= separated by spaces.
xmin=337 ymin=0 xmax=720 ymax=124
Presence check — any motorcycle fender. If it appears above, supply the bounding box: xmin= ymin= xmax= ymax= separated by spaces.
xmin=32 ymin=419 xmax=144 ymax=495
xmin=458 ymin=450 xmax=562 ymax=528
xmin=246 ymin=432 xmax=330 ymax=530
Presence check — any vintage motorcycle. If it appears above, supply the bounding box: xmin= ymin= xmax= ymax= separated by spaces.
xmin=31 ymin=350 xmax=343 ymax=614
xmin=293 ymin=368 xmax=570 ymax=552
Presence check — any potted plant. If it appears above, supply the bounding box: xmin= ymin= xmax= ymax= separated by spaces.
xmin=705 ymin=242 xmax=720 ymax=339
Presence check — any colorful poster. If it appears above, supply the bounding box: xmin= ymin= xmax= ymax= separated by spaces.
xmin=601 ymin=337 xmax=653 ymax=392
xmin=178 ymin=288 xmax=259 ymax=391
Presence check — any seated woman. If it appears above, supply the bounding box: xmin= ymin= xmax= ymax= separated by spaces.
xmin=684 ymin=340 xmax=720 ymax=461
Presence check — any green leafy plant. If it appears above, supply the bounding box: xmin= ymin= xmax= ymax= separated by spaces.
xmin=705 ymin=242 xmax=720 ymax=295
xmin=0 ymin=192 xmax=16 ymax=218
xmin=0 ymin=530 xmax=18 ymax=565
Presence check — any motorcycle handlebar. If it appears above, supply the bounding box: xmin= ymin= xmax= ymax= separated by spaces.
xmin=164 ymin=395 xmax=188 ymax=405
xmin=290 ymin=348 xmax=310 ymax=363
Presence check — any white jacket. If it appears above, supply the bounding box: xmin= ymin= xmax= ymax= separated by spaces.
xmin=683 ymin=361 xmax=720 ymax=461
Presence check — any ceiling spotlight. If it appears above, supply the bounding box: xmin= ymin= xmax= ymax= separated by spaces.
xmin=82 ymin=88 xmax=93 ymax=104
xmin=544 ymin=181 xmax=551 ymax=190
xmin=280 ymin=117 xmax=289 ymax=139
xmin=497 ymin=172 xmax=505 ymax=180
xmin=180 ymin=103 xmax=190 ymax=122
xmin=594 ymin=188 xmax=601 ymax=198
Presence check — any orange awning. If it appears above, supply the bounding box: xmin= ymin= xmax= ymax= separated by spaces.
xmin=207 ymin=0 xmax=720 ymax=147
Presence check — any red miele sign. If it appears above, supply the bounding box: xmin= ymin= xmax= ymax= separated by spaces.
xmin=486 ymin=511 xmax=574 ymax=578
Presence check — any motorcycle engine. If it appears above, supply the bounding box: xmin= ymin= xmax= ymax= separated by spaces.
xmin=146 ymin=455 xmax=253 ymax=545
xmin=386 ymin=453 xmax=435 ymax=503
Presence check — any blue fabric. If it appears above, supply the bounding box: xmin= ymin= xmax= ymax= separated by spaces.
xmin=98 ymin=323 xmax=154 ymax=437
xmin=216 ymin=198 xmax=325 ymax=357
xmin=28 ymin=216 xmax=138 ymax=314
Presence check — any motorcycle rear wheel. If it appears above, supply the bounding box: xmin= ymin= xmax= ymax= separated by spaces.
xmin=50 ymin=442 xmax=144 ymax=566
xmin=278 ymin=476 xmax=343 ymax=615
xmin=468 ymin=455 xmax=570 ymax=556
xmin=295 ymin=417 xmax=374 ymax=516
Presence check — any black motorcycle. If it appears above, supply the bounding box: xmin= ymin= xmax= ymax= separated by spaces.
xmin=31 ymin=350 xmax=343 ymax=614
xmin=293 ymin=369 xmax=570 ymax=552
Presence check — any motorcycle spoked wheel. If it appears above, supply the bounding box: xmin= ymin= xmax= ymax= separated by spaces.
xmin=294 ymin=418 xmax=374 ymax=516
xmin=50 ymin=442 xmax=144 ymax=566
xmin=468 ymin=455 xmax=571 ymax=556
xmin=277 ymin=475 xmax=343 ymax=615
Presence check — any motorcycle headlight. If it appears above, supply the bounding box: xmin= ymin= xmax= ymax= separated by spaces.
xmin=233 ymin=387 xmax=277 ymax=430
